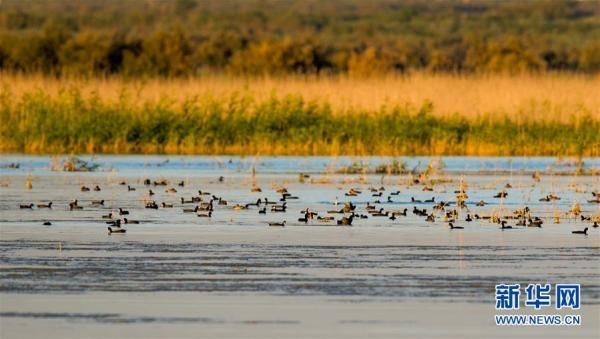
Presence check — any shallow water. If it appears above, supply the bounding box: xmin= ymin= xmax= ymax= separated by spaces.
xmin=1 ymin=155 xmax=599 ymax=338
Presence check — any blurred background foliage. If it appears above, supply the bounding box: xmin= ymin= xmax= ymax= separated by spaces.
xmin=0 ymin=0 xmax=599 ymax=77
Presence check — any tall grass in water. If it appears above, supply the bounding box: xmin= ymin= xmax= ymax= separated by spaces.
xmin=0 ymin=74 xmax=599 ymax=156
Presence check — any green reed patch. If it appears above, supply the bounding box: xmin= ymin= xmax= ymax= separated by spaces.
xmin=0 ymin=89 xmax=598 ymax=156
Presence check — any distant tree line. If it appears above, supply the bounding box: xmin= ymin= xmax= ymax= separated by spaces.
xmin=0 ymin=0 xmax=599 ymax=77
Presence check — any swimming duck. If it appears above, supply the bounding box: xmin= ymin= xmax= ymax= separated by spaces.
xmin=145 ymin=201 xmax=158 ymax=209
xmin=317 ymin=216 xmax=334 ymax=222
xmin=123 ymin=218 xmax=139 ymax=224
xmin=108 ymin=226 xmax=126 ymax=234
xmin=413 ymin=207 xmax=427 ymax=216
xmin=165 ymin=188 xmax=177 ymax=193
xmin=572 ymin=227 xmax=588 ymax=235
xmin=258 ymin=207 xmax=266 ymax=214
xmin=494 ymin=191 xmax=508 ymax=198
xmin=70 ymin=200 xmax=83 ymax=210
xmin=372 ymin=208 xmax=389 ymax=217
xmin=449 ymin=222 xmax=464 ymax=229
xmin=528 ymin=217 xmax=543 ymax=227
xmin=476 ymin=200 xmax=486 ymax=207
xmin=127 ymin=185 xmax=136 ymax=191
xmin=42 ymin=221 xmax=52 ymax=226
xmin=102 ymin=212 xmax=113 ymax=219
xmin=153 ymin=179 xmax=168 ymax=186
xmin=118 ymin=208 xmax=129 ymax=215
xmin=91 ymin=200 xmax=104 ymax=206
xmin=268 ymin=221 xmax=286 ymax=227
xmin=593 ymin=221 xmax=598 ymax=228
xmin=93 ymin=185 xmax=101 ymax=191
xmin=19 ymin=203 xmax=34 ymax=209
xmin=424 ymin=197 xmax=435 ymax=203
xmin=298 ymin=213 xmax=309 ymax=223
xmin=345 ymin=190 xmax=358 ymax=197
xmin=81 ymin=186 xmax=90 ymax=192
xmin=233 ymin=204 xmax=247 ymax=210
xmin=500 ymin=220 xmax=513 ymax=229
xmin=37 ymin=202 xmax=52 ymax=208
xmin=465 ymin=214 xmax=473 ymax=222
xmin=337 ymin=215 xmax=354 ymax=226
xmin=161 ymin=202 xmax=173 ymax=208
xmin=251 ymin=187 xmax=262 ymax=193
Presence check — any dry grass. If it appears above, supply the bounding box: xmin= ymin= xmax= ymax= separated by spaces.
xmin=3 ymin=73 xmax=599 ymax=123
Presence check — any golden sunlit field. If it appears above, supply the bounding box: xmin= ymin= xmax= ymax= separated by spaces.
xmin=1 ymin=73 xmax=599 ymax=156
xmin=6 ymin=73 xmax=600 ymax=122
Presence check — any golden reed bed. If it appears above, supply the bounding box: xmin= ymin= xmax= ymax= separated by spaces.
xmin=1 ymin=73 xmax=599 ymax=156
xmin=5 ymin=73 xmax=599 ymax=123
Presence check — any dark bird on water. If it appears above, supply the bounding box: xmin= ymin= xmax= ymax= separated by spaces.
xmin=108 ymin=226 xmax=126 ymax=234
xmin=449 ymin=222 xmax=463 ymax=229
xmin=572 ymin=227 xmax=588 ymax=235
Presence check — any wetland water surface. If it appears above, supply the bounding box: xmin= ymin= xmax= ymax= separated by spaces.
xmin=1 ymin=155 xmax=599 ymax=338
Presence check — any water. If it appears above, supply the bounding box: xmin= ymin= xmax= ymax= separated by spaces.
xmin=1 ymin=155 xmax=599 ymax=338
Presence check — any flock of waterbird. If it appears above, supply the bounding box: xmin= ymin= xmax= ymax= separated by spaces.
xmin=16 ymin=174 xmax=600 ymax=236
